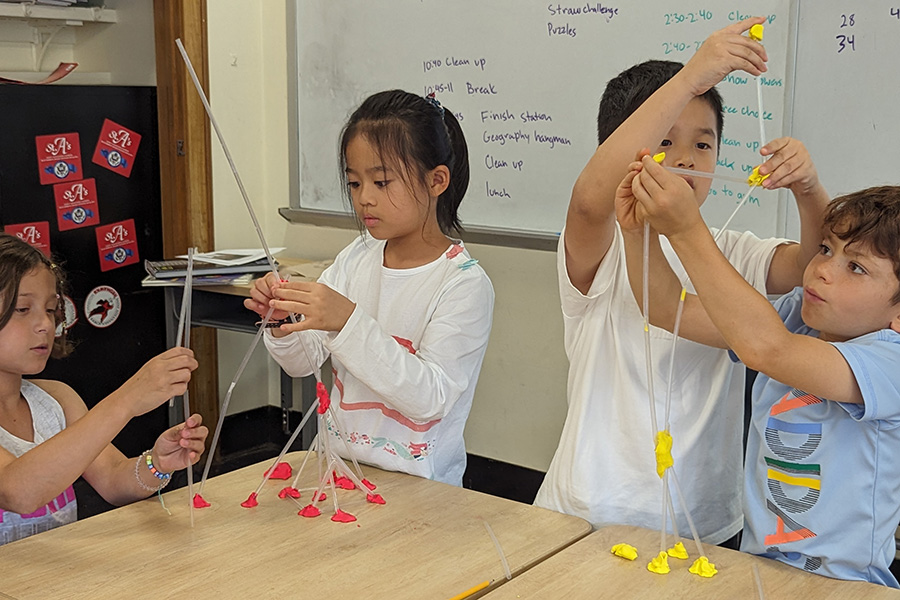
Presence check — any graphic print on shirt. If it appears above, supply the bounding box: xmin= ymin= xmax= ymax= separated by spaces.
xmin=0 ymin=485 xmax=75 ymax=545
xmin=763 ymin=388 xmax=823 ymax=572
xmin=326 ymin=418 xmax=434 ymax=461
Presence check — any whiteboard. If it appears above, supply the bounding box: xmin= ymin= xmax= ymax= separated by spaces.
xmin=288 ymin=1 xmax=795 ymax=245
xmin=787 ymin=0 xmax=900 ymax=236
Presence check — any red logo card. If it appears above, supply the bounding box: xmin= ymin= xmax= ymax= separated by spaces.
xmin=92 ymin=119 xmax=141 ymax=178
xmin=54 ymin=178 xmax=100 ymax=231
xmin=5 ymin=221 xmax=51 ymax=256
xmin=95 ymin=219 xmax=140 ymax=271
xmin=35 ymin=133 xmax=82 ymax=185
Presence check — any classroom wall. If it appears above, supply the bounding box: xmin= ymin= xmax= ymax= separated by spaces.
xmin=206 ymin=1 xmax=568 ymax=471
xmin=0 ymin=0 xmax=155 ymax=86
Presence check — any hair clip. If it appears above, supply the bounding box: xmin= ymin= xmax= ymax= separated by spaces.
xmin=424 ymin=92 xmax=445 ymax=118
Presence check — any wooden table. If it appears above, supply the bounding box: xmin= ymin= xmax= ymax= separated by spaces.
xmin=0 ymin=452 xmax=590 ymax=599
xmin=482 ymin=524 xmax=900 ymax=599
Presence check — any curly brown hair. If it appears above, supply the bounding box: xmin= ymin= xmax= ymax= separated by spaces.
xmin=0 ymin=233 xmax=71 ymax=358
xmin=823 ymin=186 xmax=900 ymax=304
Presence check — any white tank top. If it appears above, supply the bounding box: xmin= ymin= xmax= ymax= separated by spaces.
xmin=0 ymin=380 xmax=77 ymax=545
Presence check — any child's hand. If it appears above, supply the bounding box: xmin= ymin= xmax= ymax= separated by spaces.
xmin=152 ymin=414 xmax=208 ymax=472
xmin=118 ymin=347 xmax=198 ymax=416
xmin=270 ymin=282 xmax=356 ymax=333
xmin=631 ymin=155 xmax=704 ymax=238
xmin=757 ymin=137 xmax=821 ymax=196
xmin=679 ymin=17 xmax=768 ymax=96
xmin=615 ymin=149 xmax=651 ymax=233
xmin=243 ymin=272 xmax=291 ymax=320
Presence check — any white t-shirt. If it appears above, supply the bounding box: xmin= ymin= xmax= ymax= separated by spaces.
xmin=534 ymin=224 xmax=786 ymax=544
xmin=0 ymin=380 xmax=78 ymax=546
xmin=265 ymin=235 xmax=494 ymax=486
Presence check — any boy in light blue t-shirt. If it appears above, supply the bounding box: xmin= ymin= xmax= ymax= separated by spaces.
xmin=616 ymin=166 xmax=900 ymax=587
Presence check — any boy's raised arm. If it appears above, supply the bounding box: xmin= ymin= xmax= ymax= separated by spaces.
xmin=564 ymin=17 xmax=768 ymax=295
xmin=631 ymin=155 xmax=862 ymax=404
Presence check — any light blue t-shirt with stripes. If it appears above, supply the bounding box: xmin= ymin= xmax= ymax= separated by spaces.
xmin=741 ymin=287 xmax=900 ymax=588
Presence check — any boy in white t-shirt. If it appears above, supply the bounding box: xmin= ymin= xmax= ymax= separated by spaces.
xmin=534 ymin=17 xmax=830 ymax=545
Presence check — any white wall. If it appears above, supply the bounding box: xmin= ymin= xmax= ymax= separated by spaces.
xmin=0 ymin=0 xmax=155 ymax=86
xmin=205 ymin=0 xmax=569 ymax=471
xmin=0 ymin=0 xmax=570 ymax=473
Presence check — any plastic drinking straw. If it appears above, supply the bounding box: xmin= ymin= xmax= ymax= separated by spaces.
xmin=666 ymin=478 xmax=682 ymax=544
xmin=287 ymin=435 xmax=318 ymax=491
xmin=756 ymin=76 xmax=767 ymax=152
xmin=247 ymin=396 xmax=320 ymax=499
xmin=668 ymin=469 xmax=704 ymax=557
xmin=642 ymin=222 xmax=660 ymax=439
xmin=666 ymin=166 xmax=748 ymax=186
xmin=483 ymin=521 xmax=512 ymax=580
xmin=182 ymin=248 xmax=195 ymax=527
xmin=753 ymin=563 xmax=767 ymax=600
xmin=713 ymin=181 xmax=763 ymax=244
xmin=174 ymin=38 xmax=325 ymax=386
xmin=197 ymin=305 xmax=276 ymax=496
xmin=330 ymin=408 xmax=367 ymax=483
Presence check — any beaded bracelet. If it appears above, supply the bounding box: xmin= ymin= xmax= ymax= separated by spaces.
xmin=134 ymin=450 xmax=172 ymax=492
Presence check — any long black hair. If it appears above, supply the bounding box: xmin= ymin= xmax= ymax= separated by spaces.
xmin=0 ymin=233 xmax=70 ymax=358
xmin=339 ymin=89 xmax=470 ymax=234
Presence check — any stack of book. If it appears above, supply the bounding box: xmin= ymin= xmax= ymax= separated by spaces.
xmin=143 ymin=249 xmax=281 ymax=287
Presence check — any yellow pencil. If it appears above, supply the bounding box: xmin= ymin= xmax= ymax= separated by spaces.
xmin=447 ymin=580 xmax=490 ymax=600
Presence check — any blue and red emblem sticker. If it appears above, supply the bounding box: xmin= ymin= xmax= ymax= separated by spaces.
xmin=95 ymin=219 xmax=139 ymax=271
xmin=35 ymin=133 xmax=82 ymax=185
xmin=5 ymin=221 xmax=51 ymax=256
xmin=92 ymin=119 xmax=141 ymax=178
xmin=54 ymin=178 xmax=100 ymax=231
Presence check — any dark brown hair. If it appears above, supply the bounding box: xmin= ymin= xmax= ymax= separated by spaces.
xmin=339 ymin=89 xmax=469 ymax=235
xmin=0 ymin=233 xmax=71 ymax=358
xmin=823 ymin=186 xmax=900 ymax=303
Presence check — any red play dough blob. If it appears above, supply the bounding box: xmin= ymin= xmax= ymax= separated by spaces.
xmin=366 ymin=493 xmax=386 ymax=505
xmin=264 ymin=462 xmax=292 ymax=480
xmin=278 ymin=487 xmax=301 ymax=499
xmin=240 ymin=492 xmax=258 ymax=508
xmin=331 ymin=509 xmax=357 ymax=523
xmin=334 ymin=476 xmax=355 ymax=490
xmin=192 ymin=494 xmax=211 ymax=508
xmin=299 ymin=505 xmax=321 ymax=518
xmin=362 ymin=479 xmax=376 ymax=491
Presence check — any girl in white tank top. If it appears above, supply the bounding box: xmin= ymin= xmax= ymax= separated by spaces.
xmin=0 ymin=233 xmax=208 ymax=546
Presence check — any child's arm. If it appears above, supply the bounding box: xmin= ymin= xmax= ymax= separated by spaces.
xmin=755 ymin=137 xmax=830 ymax=294
xmin=564 ymin=16 xmax=767 ymax=295
xmin=631 ymin=155 xmax=863 ymax=404
xmin=615 ymin=157 xmax=728 ymax=348
xmin=324 ymin=276 xmax=494 ymax=422
xmin=272 ymin=271 xmax=493 ymax=423
xmin=0 ymin=348 xmax=201 ymax=514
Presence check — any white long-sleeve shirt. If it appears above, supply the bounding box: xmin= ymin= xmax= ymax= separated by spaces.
xmin=266 ymin=235 xmax=494 ymax=485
